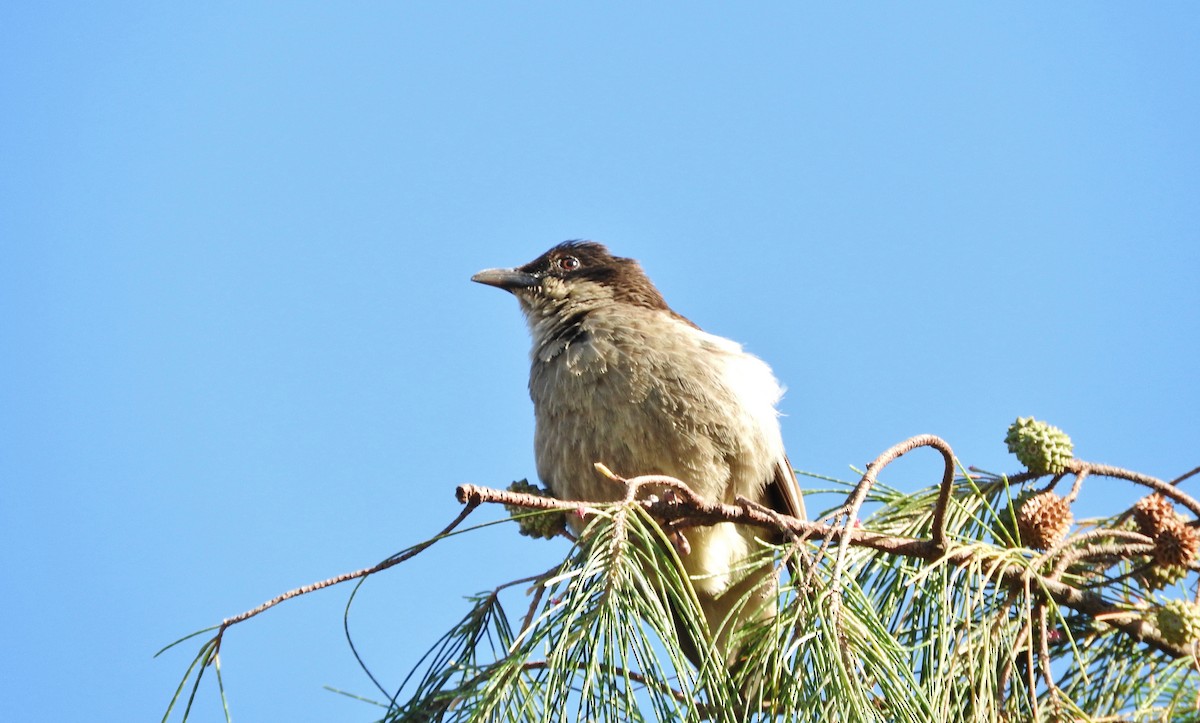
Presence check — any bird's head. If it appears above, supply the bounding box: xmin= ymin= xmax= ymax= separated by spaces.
xmin=471 ymin=241 xmax=670 ymax=322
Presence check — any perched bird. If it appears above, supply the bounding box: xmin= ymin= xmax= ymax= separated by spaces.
xmin=472 ymin=240 xmax=804 ymax=663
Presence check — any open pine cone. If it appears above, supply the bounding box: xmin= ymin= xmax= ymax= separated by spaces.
xmin=1017 ymin=491 xmax=1073 ymax=551
xmin=1134 ymin=494 xmax=1177 ymax=537
xmin=1152 ymin=518 xmax=1199 ymax=569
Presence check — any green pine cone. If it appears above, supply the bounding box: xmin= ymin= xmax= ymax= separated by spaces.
xmin=1155 ymin=599 xmax=1200 ymax=646
xmin=1137 ymin=561 xmax=1190 ymax=592
xmin=1005 ymin=417 xmax=1075 ymax=475
xmin=505 ymin=479 xmax=566 ymax=539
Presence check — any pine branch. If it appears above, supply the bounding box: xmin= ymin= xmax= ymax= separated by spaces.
xmin=161 ymin=430 xmax=1200 ymax=722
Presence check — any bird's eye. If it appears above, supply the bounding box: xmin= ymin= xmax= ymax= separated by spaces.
xmin=557 ymin=255 xmax=581 ymax=272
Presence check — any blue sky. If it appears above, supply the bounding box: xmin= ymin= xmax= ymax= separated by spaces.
xmin=2 ymin=4 xmax=1197 ymax=720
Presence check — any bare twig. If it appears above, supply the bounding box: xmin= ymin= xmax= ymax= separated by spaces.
xmin=1046 ymin=528 xmax=1154 ymax=580
xmin=1064 ymin=469 xmax=1089 ymax=504
xmin=518 ymin=565 xmax=562 ymax=636
xmin=1170 ymin=465 xmax=1200 ymax=487
xmin=1040 ymin=472 xmax=1068 ymax=496
xmin=837 ymin=435 xmax=957 ymax=549
xmin=1067 ymin=460 xmax=1200 ymax=520
xmin=212 ymin=500 xmax=480 ymax=654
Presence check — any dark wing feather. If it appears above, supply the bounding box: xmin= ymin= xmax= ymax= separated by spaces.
xmin=765 ymin=453 xmax=806 ymax=527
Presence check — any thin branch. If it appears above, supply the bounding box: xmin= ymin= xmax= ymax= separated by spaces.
xmin=1046 ymin=528 xmax=1154 ymax=579
xmin=1040 ymin=472 xmax=1068 ymax=496
xmin=840 ymin=435 xmax=957 ymax=549
xmin=1064 ymin=469 xmax=1089 ymax=504
xmin=1067 ymin=460 xmax=1200 ymax=520
xmin=518 ymin=564 xmax=562 ymax=636
xmin=214 ymin=500 xmax=480 ymax=652
xmin=1170 ymin=465 xmax=1200 ymax=487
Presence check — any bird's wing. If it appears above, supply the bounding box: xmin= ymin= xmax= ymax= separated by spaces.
xmin=767 ymin=454 xmax=806 ymax=522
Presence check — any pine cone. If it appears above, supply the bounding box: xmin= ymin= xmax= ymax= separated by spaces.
xmin=1155 ymin=599 xmax=1200 ymax=646
xmin=1137 ymin=560 xmax=1189 ymax=592
xmin=1153 ymin=518 xmax=1200 ymax=569
xmin=1134 ymin=494 xmax=1177 ymax=537
xmin=1017 ymin=490 xmax=1073 ymax=551
xmin=1004 ymin=417 xmax=1074 ymax=475
xmin=505 ymin=479 xmax=566 ymax=539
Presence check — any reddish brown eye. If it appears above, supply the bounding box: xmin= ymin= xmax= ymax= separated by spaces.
xmin=557 ymin=256 xmax=580 ymax=271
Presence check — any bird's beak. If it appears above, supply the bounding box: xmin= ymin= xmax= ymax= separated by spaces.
xmin=471 ymin=267 xmax=539 ymax=291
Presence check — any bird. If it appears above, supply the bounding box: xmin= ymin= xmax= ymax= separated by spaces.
xmin=471 ymin=240 xmax=805 ymax=665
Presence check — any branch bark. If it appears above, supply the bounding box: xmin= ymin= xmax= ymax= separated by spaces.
xmin=455 ymin=445 xmax=1198 ymax=659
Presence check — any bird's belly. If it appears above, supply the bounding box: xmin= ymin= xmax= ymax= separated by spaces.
xmin=531 ymin=357 xmax=733 ymax=504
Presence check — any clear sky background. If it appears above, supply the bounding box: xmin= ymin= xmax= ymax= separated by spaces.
xmin=2 ymin=4 xmax=1198 ymax=721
